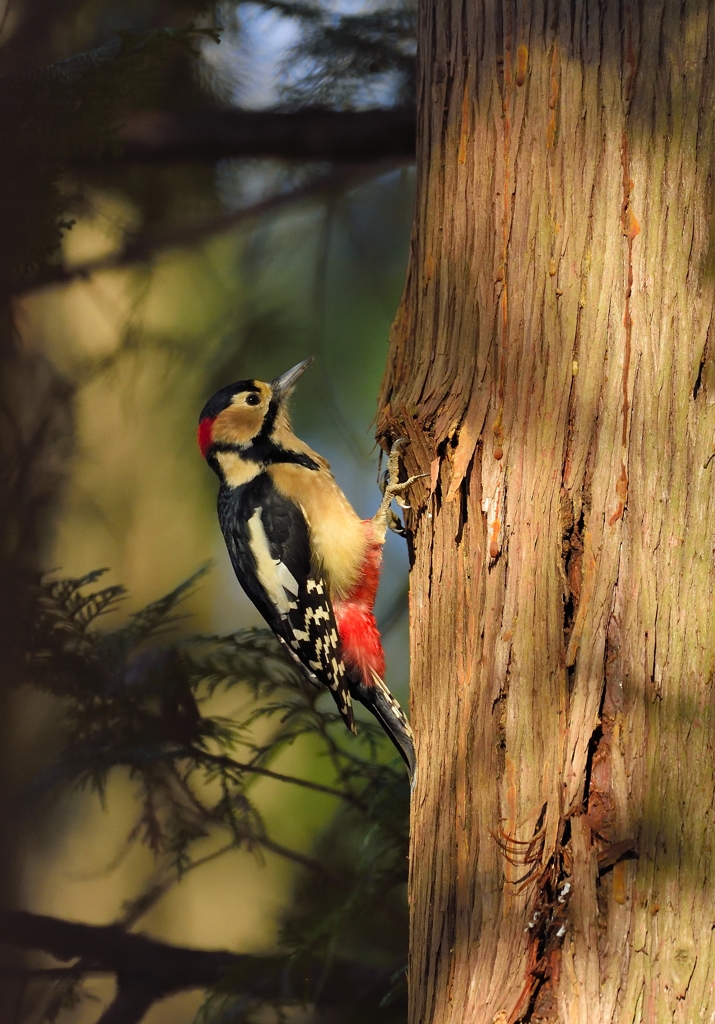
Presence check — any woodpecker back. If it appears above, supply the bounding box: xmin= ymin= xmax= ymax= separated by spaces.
xmin=198 ymin=358 xmax=415 ymax=780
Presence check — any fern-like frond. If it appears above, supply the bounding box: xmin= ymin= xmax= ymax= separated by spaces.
xmin=104 ymin=564 xmax=210 ymax=659
xmin=20 ymin=565 xmax=410 ymax=1024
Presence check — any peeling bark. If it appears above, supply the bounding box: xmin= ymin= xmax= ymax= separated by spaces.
xmin=376 ymin=0 xmax=715 ymax=1020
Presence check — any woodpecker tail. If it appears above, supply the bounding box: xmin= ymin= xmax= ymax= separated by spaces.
xmin=350 ymin=668 xmax=416 ymax=785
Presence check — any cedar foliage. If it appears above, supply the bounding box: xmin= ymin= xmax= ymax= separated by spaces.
xmin=16 ymin=568 xmax=409 ymax=1022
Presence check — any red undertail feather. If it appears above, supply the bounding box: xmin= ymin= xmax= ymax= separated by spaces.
xmin=334 ymin=529 xmax=385 ymax=685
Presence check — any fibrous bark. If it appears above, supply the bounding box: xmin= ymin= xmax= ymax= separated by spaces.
xmin=377 ymin=0 xmax=715 ymax=1020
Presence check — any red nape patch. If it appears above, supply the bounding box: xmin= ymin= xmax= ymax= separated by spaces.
xmin=197 ymin=417 xmax=214 ymax=458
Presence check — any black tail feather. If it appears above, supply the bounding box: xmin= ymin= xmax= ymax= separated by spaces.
xmin=350 ymin=669 xmax=416 ymax=786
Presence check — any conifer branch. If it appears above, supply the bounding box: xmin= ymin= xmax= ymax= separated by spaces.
xmin=0 ymin=911 xmax=397 ymax=1024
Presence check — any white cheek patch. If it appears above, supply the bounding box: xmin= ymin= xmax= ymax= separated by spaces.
xmin=247 ymin=508 xmax=296 ymax=615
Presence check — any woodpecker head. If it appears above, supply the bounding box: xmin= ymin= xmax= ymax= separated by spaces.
xmin=198 ymin=357 xmax=313 ymax=464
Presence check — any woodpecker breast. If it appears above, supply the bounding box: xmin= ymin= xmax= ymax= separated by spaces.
xmin=268 ymin=461 xmax=367 ymax=600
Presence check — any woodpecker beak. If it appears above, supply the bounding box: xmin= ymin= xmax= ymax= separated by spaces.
xmin=271 ymin=357 xmax=313 ymax=402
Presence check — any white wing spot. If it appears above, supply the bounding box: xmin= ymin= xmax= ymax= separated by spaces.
xmin=276 ymin=561 xmax=299 ymax=596
xmin=247 ymin=508 xmax=294 ymax=615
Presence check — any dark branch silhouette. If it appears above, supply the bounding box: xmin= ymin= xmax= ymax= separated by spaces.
xmin=116 ymin=108 xmax=416 ymax=163
xmin=16 ymin=162 xmax=407 ymax=294
xmin=0 ymin=911 xmax=398 ymax=1024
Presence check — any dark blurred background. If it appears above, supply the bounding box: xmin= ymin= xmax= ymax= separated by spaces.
xmin=0 ymin=1 xmax=416 ymax=1020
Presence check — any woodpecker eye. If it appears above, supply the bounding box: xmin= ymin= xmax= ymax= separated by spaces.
xmin=245 ymin=393 xmax=260 ymax=406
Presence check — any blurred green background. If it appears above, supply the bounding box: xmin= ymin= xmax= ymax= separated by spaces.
xmin=0 ymin=1 xmax=415 ymax=1020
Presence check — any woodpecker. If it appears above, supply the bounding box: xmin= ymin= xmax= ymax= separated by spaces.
xmin=198 ymin=357 xmax=419 ymax=782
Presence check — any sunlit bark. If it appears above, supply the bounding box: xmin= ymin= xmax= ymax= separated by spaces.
xmin=378 ymin=0 xmax=715 ymax=1020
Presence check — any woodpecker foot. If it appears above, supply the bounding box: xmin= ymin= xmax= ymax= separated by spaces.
xmin=374 ymin=439 xmax=428 ymax=538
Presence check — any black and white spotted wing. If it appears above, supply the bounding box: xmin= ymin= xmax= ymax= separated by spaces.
xmin=218 ymin=473 xmax=355 ymax=733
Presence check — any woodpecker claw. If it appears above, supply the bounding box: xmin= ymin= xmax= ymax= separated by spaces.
xmin=373 ymin=439 xmax=428 ymax=539
xmin=382 ymin=474 xmax=429 ymax=501
xmin=387 ymin=507 xmax=406 ymax=537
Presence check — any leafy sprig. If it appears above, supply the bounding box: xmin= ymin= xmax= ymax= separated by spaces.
xmin=19 ymin=568 xmax=409 ymax=1023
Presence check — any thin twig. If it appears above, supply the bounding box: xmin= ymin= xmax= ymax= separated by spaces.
xmin=185 ymin=746 xmax=364 ymax=808
xmin=257 ymin=835 xmax=344 ymax=881
xmin=15 ymin=163 xmax=403 ymax=295
xmin=119 ymin=841 xmax=239 ymax=928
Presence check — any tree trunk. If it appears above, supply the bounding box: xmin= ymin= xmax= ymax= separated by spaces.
xmin=377 ymin=0 xmax=715 ymax=1020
